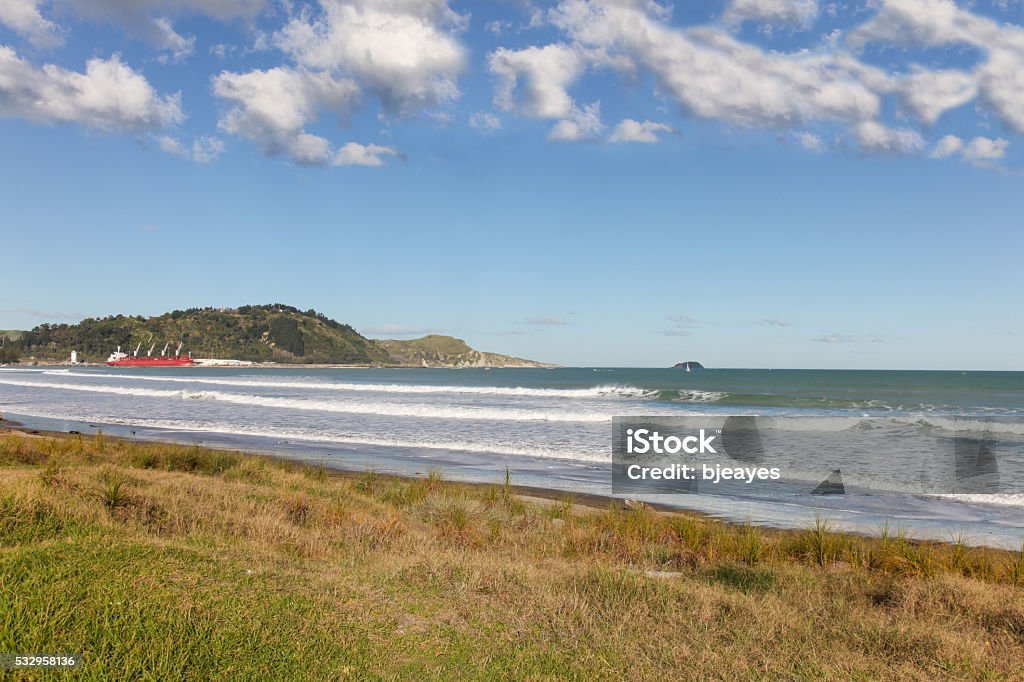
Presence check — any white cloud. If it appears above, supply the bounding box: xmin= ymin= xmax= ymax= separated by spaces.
xmin=151 ymin=16 xmax=195 ymax=61
xmin=469 ymin=111 xmax=501 ymax=132
xmin=659 ymin=314 xmax=701 ymax=336
xmin=485 ymin=19 xmax=510 ymax=36
xmin=0 ymin=0 xmax=61 ymax=47
xmin=722 ymin=0 xmax=820 ymax=29
xmin=796 ymin=131 xmax=825 ymax=151
xmin=490 ymin=43 xmax=586 ymax=119
xmin=46 ymin=0 xmax=267 ymax=60
xmin=214 ymin=1 xmax=466 ymax=163
xmin=484 ymin=0 xmax=1019 ymax=166
xmin=288 ymin=132 xmax=332 ymax=165
xmin=522 ymin=316 xmax=570 ymax=326
xmin=848 ymin=0 xmax=1024 ymax=133
xmin=334 ymin=142 xmax=399 ymax=166
xmin=814 ymin=333 xmax=884 ymax=343
xmin=191 ymin=136 xmax=226 ymax=163
xmin=213 ymin=66 xmax=360 ymax=165
xmin=847 ymin=0 xmax=991 ymax=48
xmin=156 ymin=134 xmax=225 ymax=163
xmin=0 ymin=47 xmax=183 ymax=132
xmin=609 ymin=118 xmax=674 ymax=143
xmin=758 ymin=317 xmax=792 ymax=326
xmin=896 ymin=68 xmax=977 ymax=125
xmin=60 ymin=0 xmax=266 ymax=22
xmin=549 ymin=102 xmax=604 ymax=141
xmin=930 ymin=134 xmax=964 ymax=158
xmin=489 ymin=0 xmax=886 ymax=148
xmin=962 ymin=136 xmax=1008 ymax=162
xmin=210 ymin=43 xmax=235 ymax=59
xmin=852 ymin=120 xmax=925 ymax=154
xmin=929 ymin=134 xmax=1009 ymax=165
xmin=273 ymin=0 xmax=466 ymax=114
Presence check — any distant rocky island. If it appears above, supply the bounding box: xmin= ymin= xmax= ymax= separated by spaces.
xmin=673 ymin=361 xmax=704 ymax=370
xmin=4 ymin=305 xmax=557 ymax=368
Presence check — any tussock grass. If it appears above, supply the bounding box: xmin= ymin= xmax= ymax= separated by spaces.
xmin=1 ymin=430 xmax=1023 ymax=680
xmin=38 ymin=458 xmax=65 ymax=487
xmin=802 ymin=514 xmax=840 ymax=566
xmin=736 ymin=523 xmax=764 ymax=566
xmin=94 ymin=468 xmax=131 ymax=510
xmin=1007 ymin=543 xmax=1024 ymax=587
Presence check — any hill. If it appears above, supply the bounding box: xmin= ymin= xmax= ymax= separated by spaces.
xmin=1 ymin=330 xmax=23 ymax=341
xmin=375 ymin=335 xmax=556 ymax=368
xmin=8 ymin=306 xmax=553 ymax=367
xmin=12 ymin=305 xmax=390 ymax=365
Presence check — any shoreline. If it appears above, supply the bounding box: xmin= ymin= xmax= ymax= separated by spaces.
xmin=0 ymin=416 xmax=1011 ymax=551
xmin=5 ymin=406 xmax=1024 ymax=550
xmin=3 ymin=404 xmax=1024 ymax=551
xmin=0 ymin=418 xmax=671 ymax=516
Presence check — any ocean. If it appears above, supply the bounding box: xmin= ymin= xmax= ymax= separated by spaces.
xmin=2 ymin=366 xmax=1023 ymax=547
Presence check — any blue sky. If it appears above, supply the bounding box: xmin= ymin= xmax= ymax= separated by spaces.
xmin=1 ymin=0 xmax=1022 ymax=369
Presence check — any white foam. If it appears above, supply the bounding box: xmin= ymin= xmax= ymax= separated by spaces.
xmin=103 ymin=416 xmax=609 ymax=462
xmin=0 ymin=377 xmax=613 ymax=423
xmin=0 ymin=406 xmax=606 ymax=462
xmin=893 ymin=415 xmax=1024 ymax=437
xmin=939 ymin=493 xmax=1024 ymax=508
xmin=48 ymin=371 xmax=653 ymax=399
xmin=674 ymin=390 xmax=727 ymax=403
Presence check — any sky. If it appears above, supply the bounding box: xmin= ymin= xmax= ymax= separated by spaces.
xmin=0 ymin=0 xmax=1022 ymax=370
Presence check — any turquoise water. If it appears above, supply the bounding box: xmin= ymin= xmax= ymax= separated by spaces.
xmin=2 ymin=366 xmax=1023 ymax=546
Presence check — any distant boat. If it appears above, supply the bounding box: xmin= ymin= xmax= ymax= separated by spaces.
xmin=106 ymin=341 xmax=193 ymax=367
xmin=673 ymin=361 xmax=704 ymax=371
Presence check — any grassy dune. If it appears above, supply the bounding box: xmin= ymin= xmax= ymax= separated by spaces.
xmin=1 ymin=430 xmax=1023 ymax=680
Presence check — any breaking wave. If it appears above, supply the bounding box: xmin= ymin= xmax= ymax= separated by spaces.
xmin=89 ymin=415 xmax=608 ymax=463
xmin=0 ymin=378 xmax=613 ymax=423
xmin=50 ymin=371 xmax=654 ymax=399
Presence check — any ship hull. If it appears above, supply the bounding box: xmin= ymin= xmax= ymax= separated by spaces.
xmin=105 ymin=357 xmax=194 ymax=367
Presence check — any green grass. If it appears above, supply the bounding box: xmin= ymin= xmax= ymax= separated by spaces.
xmin=1 ymin=430 xmax=1023 ymax=680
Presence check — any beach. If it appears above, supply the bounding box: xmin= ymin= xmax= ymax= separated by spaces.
xmin=1 ymin=365 xmax=1023 ymax=549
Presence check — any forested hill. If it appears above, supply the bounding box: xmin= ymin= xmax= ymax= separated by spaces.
xmin=13 ymin=305 xmax=390 ymax=365
xmin=8 ymin=306 xmax=554 ymax=367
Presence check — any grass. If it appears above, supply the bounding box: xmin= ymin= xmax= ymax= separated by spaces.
xmin=93 ymin=468 xmax=131 ymax=510
xmin=803 ymin=514 xmax=839 ymax=566
xmin=1 ymin=430 xmax=1023 ymax=680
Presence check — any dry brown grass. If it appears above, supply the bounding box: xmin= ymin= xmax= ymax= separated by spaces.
xmin=1 ymin=430 xmax=1023 ymax=680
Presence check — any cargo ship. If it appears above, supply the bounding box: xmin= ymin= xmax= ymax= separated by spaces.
xmin=106 ymin=341 xmax=194 ymax=367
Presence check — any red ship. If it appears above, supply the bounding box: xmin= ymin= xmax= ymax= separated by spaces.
xmin=106 ymin=341 xmax=194 ymax=367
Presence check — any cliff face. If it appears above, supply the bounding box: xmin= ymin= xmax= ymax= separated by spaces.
xmin=373 ymin=335 xmax=558 ymax=368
